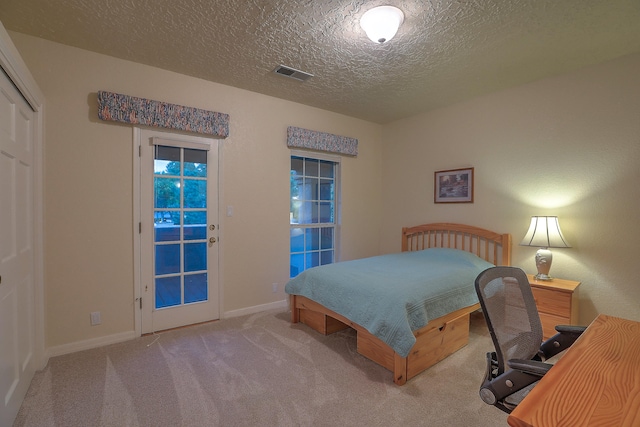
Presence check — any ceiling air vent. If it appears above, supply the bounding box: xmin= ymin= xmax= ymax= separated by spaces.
xmin=273 ymin=65 xmax=313 ymax=82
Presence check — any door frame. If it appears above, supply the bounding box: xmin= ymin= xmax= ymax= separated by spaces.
xmin=0 ymin=24 xmax=46 ymax=369
xmin=132 ymin=127 xmax=224 ymax=335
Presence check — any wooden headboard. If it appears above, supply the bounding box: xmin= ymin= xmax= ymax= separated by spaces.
xmin=402 ymin=223 xmax=511 ymax=266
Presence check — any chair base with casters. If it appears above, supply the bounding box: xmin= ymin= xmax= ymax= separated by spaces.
xmin=475 ymin=266 xmax=586 ymax=414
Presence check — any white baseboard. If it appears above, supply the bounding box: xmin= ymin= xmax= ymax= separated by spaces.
xmin=43 ymin=300 xmax=288 ymax=362
xmin=45 ymin=330 xmax=137 ymax=360
xmin=223 ymin=299 xmax=288 ymax=319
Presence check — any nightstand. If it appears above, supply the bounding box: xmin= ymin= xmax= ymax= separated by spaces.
xmin=527 ymin=274 xmax=581 ymax=340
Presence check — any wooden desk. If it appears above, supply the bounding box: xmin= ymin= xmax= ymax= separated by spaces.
xmin=508 ymin=314 xmax=640 ymax=427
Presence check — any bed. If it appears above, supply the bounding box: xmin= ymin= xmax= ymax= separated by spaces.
xmin=286 ymin=223 xmax=511 ymax=385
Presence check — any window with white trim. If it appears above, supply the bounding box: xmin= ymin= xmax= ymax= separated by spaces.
xmin=290 ymin=153 xmax=339 ymax=278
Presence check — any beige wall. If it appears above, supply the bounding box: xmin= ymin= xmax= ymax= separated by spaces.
xmin=10 ymin=30 xmax=640 ymax=350
xmin=10 ymin=32 xmax=383 ymax=349
xmin=380 ymin=52 xmax=640 ymax=325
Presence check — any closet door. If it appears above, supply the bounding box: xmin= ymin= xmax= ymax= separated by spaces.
xmin=0 ymin=68 xmax=37 ymax=426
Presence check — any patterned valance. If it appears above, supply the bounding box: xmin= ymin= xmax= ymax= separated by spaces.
xmin=97 ymin=91 xmax=229 ymax=138
xmin=287 ymin=126 xmax=357 ymax=156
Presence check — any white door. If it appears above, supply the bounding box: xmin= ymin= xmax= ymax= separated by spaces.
xmin=0 ymin=70 xmax=37 ymax=425
xmin=138 ymin=128 xmax=219 ymax=333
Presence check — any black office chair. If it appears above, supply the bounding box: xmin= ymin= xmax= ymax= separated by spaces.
xmin=474 ymin=266 xmax=585 ymax=413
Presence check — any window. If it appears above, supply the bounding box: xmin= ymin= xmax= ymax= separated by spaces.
xmin=290 ymin=154 xmax=339 ymax=278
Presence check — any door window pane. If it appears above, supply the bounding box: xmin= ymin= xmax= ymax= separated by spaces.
xmin=156 ymin=276 xmax=181 ymax=308
xmin=184 ymin=149 xmax=207 ymax=177
xmin=154 ymin=146 xmax=180 ymax=175
xmin=184 ymin=179 xmax=206 ymax=208
xmin=184 ymin=242 xmax=207 ymax=272
xmin=155 ymin=212 xmax=181 ymax=242
xmin=185 ymin=273 xmax=207 ymax=303
xmin=155 ymin=244 xmax=180 ymax=275
xmin=155 ymin=210 xmax=180 ymax=224
xmin=184 ymin=211 xmax=206 ymax=240
xmin=155 ymin=178 xmax=180 ymax=208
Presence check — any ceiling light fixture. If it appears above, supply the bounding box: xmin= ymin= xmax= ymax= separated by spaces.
xmin=359 ymin=5 xmax=404 ymax=44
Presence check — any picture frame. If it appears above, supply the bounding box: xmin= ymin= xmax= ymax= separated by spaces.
xmin=434 ymin=167 xmax=474 ymax=203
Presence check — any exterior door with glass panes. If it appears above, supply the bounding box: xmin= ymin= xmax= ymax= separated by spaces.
xmin=290 ymin=154 xmax=339 ymax=278
xmin=139 ymin=129 xmax=219 ymax=333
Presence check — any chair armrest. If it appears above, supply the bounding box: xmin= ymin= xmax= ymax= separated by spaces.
xmin=540 ymin=325 xmax=586 ymax=359
xmin=479 ymin=364 xmax=542 ymax=409
xmin=555 ymin=325 xmax=587 ymax=335
xmin=507 ymin=359 xmax=552 ymax=376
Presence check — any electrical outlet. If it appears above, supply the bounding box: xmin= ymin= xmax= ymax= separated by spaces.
xmin=272 ymin=283 xmax=278 ymax=293
xmin=90 ymin=311 xmax=101 ymax=326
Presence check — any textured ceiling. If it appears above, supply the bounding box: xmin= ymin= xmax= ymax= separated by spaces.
xmin=1 ymin=0 xmax=640 ymax=123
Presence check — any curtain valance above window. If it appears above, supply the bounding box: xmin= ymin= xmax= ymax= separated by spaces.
xmin=97 ymin=91 xmax=229 ymax=138
xmin=287 ymin=126 xmax=357 ymax=156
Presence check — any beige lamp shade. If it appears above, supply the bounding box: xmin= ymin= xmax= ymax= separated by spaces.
xmin=520 ymin=216 xmax=571 ymax=248
xmin=520 ymin=216 xmax=570 ymax=280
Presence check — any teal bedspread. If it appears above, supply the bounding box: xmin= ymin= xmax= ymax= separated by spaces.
xmin=285 ymin=248 xmax=494 ymax=358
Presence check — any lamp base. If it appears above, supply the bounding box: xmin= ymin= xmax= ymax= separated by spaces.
xmin=534 ymin=248 xmax=553 ymax=281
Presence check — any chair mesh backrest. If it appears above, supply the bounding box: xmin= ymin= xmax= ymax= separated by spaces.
xmin=475 ymin=267 xmax=543 ymax=374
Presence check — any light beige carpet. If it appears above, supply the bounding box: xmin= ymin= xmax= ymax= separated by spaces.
xmin=14 ymin=310 xmax=507 ymax=426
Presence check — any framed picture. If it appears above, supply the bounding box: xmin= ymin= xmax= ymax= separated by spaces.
xmin=434 ymin=167 xmax=474 ymax=203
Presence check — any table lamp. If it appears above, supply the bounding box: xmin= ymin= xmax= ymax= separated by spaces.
xmin=520 ymin=216 xmax=571 ymax=280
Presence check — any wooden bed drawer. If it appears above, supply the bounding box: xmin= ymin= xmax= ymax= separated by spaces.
xmin=299 ymin=308 xmax=350 ymax=335
xmin=356 ymin=312 xmax=472 ymax=379
xmin=406 ymin=313 xmax=470 ymax=379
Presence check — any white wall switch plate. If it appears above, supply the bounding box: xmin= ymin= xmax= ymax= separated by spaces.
xmin=90 ymin=311 xmax=101 ymax=326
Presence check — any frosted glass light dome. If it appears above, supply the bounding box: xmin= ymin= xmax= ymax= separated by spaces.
xmin=360 ymin=6 xmax=404 ymax=44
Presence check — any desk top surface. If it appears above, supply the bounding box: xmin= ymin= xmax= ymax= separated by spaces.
xmin=507 ymin=314 xmax=640 ymax=427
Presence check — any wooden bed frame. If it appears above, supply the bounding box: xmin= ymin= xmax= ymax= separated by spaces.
xmin=289 ymin=223 xmax=512 ymax=385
